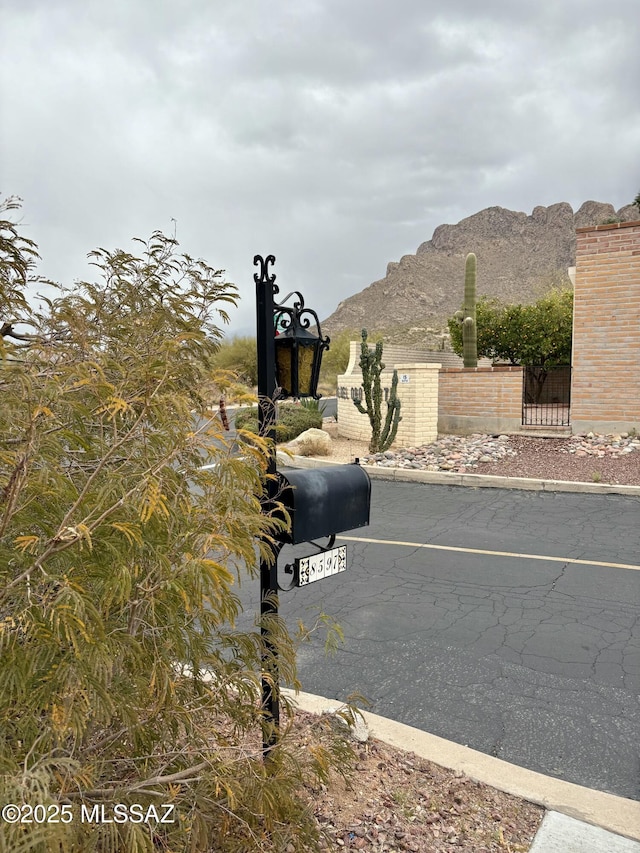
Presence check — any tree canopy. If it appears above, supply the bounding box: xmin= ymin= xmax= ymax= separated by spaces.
xmin=0 ymin=196 xmax=353 ymax=852
xmin=448 ymin=286 xmax=573 ymax=368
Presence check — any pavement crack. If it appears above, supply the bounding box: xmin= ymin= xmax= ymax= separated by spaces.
xmin=489 ymin=714 xmax=506 ymax=758
xmin=549 ymin=561 xmax=570 ymax=592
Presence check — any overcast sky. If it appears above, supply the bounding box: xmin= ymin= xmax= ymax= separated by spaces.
xmin=2 ymin=0 xmax=639 ymax=336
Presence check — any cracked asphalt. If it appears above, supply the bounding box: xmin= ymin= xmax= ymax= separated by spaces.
xmin=268 ymin=481 xmax=640 ymax=800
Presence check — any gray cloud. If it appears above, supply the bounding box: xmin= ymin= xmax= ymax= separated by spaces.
xmin=1 ymin=0 xmax=638 ymax=336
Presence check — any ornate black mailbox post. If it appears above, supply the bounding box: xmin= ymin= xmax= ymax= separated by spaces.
xmin=253 ymin=254 xmax=370 ymax=757
xmin=254 ymin=254 xmax=330 ymax=754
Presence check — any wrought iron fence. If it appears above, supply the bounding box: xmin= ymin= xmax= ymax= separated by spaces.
xmin=522 ymin=365 xmax=571 ymax=427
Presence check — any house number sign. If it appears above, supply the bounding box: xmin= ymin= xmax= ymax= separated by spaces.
xmin=295 ymin=545 xmax=347 ymax=586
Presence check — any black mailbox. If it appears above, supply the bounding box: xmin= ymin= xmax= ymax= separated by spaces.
xmin=276 ymin=464 xmax=371 ymax=545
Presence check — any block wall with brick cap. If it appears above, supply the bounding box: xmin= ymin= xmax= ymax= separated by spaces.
xmin=337 ymin=361 xmax=441 ymax=447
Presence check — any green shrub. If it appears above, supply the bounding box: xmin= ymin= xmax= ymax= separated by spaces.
xmin=236 ymin=403 xmax=322 ymax=442
xmin=319 ymin=327 xmax=356 ymax=389
xmin=299 ymin=396 xmax=327 ymax=415
xmin=234 ymin=405 xmax=259 ymax=429
xmin=211 ymin=335 xmax=258 ymax=385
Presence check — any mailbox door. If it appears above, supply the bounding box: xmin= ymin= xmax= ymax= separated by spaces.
xmin=277 ymin=465 xmax=371 ymax=544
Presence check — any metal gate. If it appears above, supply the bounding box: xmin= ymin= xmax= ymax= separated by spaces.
xmin=522 ymin=365 xmax=571 ymax=427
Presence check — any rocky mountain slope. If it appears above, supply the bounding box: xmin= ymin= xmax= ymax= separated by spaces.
xmin=323 ymin=201 xmax=638 ymax=336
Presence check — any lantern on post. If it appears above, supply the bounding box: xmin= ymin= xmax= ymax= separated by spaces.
xmin=274 ymin=293 xmax=329 ymax=399
xmin=253 ymin=253 xmax=331 ymax=758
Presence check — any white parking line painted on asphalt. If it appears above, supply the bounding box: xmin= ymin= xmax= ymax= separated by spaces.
xmin=340 ymin=535 xmax=640 ymax=573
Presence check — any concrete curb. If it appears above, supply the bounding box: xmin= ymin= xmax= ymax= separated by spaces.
xmin=276 ymin=452 xmax=640 ymax=496
xmin=283 ymin=689 xmax=640 ymax=843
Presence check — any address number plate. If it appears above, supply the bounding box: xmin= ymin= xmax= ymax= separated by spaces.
xmin=296 ymin=545 xmax=347 ymax=586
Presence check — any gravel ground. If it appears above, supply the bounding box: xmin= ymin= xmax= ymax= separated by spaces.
xmin=312 ymin=423 xmax=640 ymax=486
xmin=295 ymin=709 xmax=544 ymax=852
xmin=468 ymin=434 xmax=640 ymax=485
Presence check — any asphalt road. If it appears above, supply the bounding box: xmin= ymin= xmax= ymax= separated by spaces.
xmin=267 ymin=480 xmax=640 ymax=800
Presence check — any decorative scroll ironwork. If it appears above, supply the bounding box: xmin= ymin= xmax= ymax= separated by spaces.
xmin=253 ymin=254 xmax=328 ymax=350
xmin=273 ymin=290 xmax=326 ymax=342
xmin=253 ymin=253 xmax=277 ymax=287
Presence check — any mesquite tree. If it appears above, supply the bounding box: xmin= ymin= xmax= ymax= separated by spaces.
xmin=353 ymin=329 xmax=401 ymax=453
xmin=0 ymin=196 xmax=355 ymax=853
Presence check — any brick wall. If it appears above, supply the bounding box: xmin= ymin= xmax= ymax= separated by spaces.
xmin=571 ymin=220 xmax=640 ymax=433
xmin=438 ymin=367 xmax=523 ymax=435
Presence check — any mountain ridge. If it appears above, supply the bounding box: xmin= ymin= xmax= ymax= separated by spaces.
xmin=323 ymin=201 xmax=638 ymax=337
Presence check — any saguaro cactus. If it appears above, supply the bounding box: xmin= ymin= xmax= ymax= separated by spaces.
xmin=353 ymin=329 xmax=402 ymax=453
xmin=454 ymin=252 xmax=478 ymax=368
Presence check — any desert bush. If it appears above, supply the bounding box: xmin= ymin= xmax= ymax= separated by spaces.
xmin=318 ymin=328 xmax=355 ymax=390
xmin=236 ymin=403 xmax=323 ymax=443
xmin=211 ymin=334 xmax=258 ymax=386
xmin=298 ymin=397 xmax=328 ymax=415
xmin=0 ymin=195 xmax=354 ymax=853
